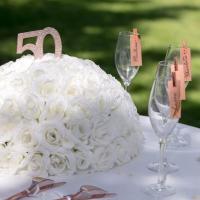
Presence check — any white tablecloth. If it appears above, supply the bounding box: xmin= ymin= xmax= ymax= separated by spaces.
xmin=1 ymin=116 xmax=200 ymax=200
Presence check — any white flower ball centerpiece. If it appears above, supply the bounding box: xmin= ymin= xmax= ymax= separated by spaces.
xmin=0 ymin=27 xmax=143 ymax=177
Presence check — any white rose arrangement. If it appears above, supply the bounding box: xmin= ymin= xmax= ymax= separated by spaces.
xmin=0 ymin=53 xmax=143 ymax=177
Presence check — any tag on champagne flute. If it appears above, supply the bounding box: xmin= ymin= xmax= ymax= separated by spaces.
xmin=168 ymin=72 xmax=181 ymax=118
xmin=130 ymin=28 xmax=142 ymax=67
xmin=175 ymin=64 xmax=185 ymax=100
xmin=180 ymin=42 xmax=192 ymax=81
xmin=170 ymin=62 xmax=186 ymax=100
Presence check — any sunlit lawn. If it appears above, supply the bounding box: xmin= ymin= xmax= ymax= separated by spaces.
xmin=0 ymin=0 xmax=199 ymax=127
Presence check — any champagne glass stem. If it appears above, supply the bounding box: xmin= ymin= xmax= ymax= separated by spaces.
xmin=158 ymin=138 xmax=167 ymax=187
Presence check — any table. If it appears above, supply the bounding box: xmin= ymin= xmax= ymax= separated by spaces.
xmin=1 ymin=116 xmax=200 ymax=200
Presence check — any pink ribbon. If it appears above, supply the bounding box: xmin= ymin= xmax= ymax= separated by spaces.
xmin=55 ymin=185 xmax=116 ymax=200
xmin=6 ymin=177 xmax=66 ymax=200
xmin=6 ymin=177 xmax=116 ymax=200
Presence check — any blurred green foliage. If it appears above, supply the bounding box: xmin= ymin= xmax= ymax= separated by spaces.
xmin=0 ymin=0 xmax=199 ymax=127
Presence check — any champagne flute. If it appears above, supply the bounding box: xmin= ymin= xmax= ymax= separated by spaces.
xmin=145 ymin=61 xmax=179 ymax=197
xmin=148 ymin=45 xmax=190 ymax=173
xmin=147 ymin=50 xmax=180 ymax=174
xmin=165 ymin=44 xmax=190 ymax=148
xmin=115 ymin=31 xmax=140 ymax=90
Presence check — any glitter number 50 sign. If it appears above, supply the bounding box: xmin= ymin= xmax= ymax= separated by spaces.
xmin=17 ymin=27 xmax=62 ymax=59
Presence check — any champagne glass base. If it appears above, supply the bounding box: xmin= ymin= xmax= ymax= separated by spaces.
xmin=148 ymin=161 xmax=179 ymax=173
xmin=145 ymin=184 xmax=175 ymax=197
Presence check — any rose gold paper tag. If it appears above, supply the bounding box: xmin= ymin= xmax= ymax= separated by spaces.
xmin=168 ymin=73 xmax=181 ymax=118
xmin=175 ymin=64 xmax=185 ymax=100
xmin=180 ymin=42 xmax=192 ymax=81
xmin=130 ymin=28 xmax=142 ymax=67
xmin=170 ymin=63 xmax=175 ymax=72
xmin=17 ymin=27 xmax=62 ymax=59
xmin=170 ymin=63 xmax=186 ymax=100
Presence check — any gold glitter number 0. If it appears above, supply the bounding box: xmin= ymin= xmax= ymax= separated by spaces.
xmin=17 ymin=27 xmax=62 ymax=59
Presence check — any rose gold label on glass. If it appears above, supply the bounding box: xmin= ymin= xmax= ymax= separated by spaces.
xmin=172 ymin=63 xmax=186 ymax=100
xmin=170 ymin=63 xmax=186 ymax=100
xmin=170 ymin=63 xmax=175 ymax=73
xmin=180 ymin=45 xmax=192 ymax=81
xmin=168 ymin=76 xmax=181 ymax=118
xmin=176 ymin=64 xmax=185 ymax=100
xmin=130 ymin=28 xmax=142 ymax=67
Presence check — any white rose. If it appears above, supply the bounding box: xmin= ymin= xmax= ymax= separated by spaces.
xmin=30 ymin=62 xmax=63 ymax=98
xmin=37 ymin=79 xmax=58 ymax=97
xmin=18 ymin=151 xmax=48 ymax=177
xmin=48 ymin=151 xmax=76 ymax=176
xmin=94 ymin=90 xmax=122 ymax=122
xmin=40 ymin=96 xmax=67 ymax=121
xmin=105 ymin=89 xmax=122 ymax=111
xmin=94 ymin=104 xmax=128 ymax=140
xmin=29 ymin=58 xmax=62 ymax=80
xmin=112 ymin=137 xmax=132 ymax=165
xmin=65 ymin=101 xmax=92 ymax=122
xmin=0 ymin=118 xmax=19 ymax=142
xmin=64 ymin=105 xmax=85 ymax=128
xmin=89 ymin=91 xmax=122 ymax=129
xmin=10 ymin=76 xmax=26 ymax=91
xmin=12 ymin=54 xmax=34 ymax=73
xmin=74 ymin=147 xmax=92 ymax=171
xmin=41 ymin=123 xmax=63 ymax=149
xmin=0 ymin=75 xmax=22 ymax=92
xmin=92 ymin=146 xmax=115 ymax=171
xmin=81 ymin=72 xmax=101 ymax=96
xmin=0 ymin=55 xmax=33 ymax=91
xmin=31 ymin=74 xmax=61 ymax=99
xmin=0 ymin=96 xmax=21 ymax=142
xmin=63 ymin=77 xmax=83 ymax=97
xmin=0 ymin=96 xmax=21 ymax=121
xmin=39 ymin=121 xmax=74 ymax=150
xmin=0 ymin=148 xmax=26 ymax=175
xmin=12 ymin=121 xmax=40 ymax=150
xmin=29 ymin=66 xmax=47 ymax=79
xmin=19 ymin=93 xmax=44 ymax=121
xmin=70 ymin=117 xmax=91 ymax=144
xmin=89 ymin=123 xmax=114 ymax=146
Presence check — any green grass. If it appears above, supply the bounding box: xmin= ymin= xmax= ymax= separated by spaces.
xmin=0 ymin=0 xmax=199 ymax=127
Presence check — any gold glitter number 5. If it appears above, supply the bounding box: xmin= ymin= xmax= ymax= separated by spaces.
xmin=17 ymin=27 xmax=62 ymax=59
